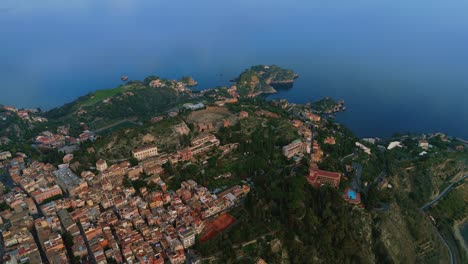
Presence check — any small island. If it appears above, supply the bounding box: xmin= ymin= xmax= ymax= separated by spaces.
xmin=232 ymin=65 xmax=298 ymax=97
xmin=179 ymin=76 xmax=198 ymax=87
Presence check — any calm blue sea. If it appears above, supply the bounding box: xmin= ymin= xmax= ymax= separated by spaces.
xmin=1 ymin=0 xmax=467 ymax=138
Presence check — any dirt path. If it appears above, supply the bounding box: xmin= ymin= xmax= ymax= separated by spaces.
xmin=94 ymin=117 xmax=138 ymax=133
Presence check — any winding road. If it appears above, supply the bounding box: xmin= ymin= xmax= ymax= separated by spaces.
xmin=421 ymin=175 xmax=467 ymax=264
xmin=421 ymin=175 xmax=468 ymax=211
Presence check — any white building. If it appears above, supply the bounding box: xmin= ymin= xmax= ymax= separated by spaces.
xmin=282 ymin=139 xmax=305 ymax=159
xmin=0 ymin=151 xmax=12 ymax=160
xmin=387 ymin=141 xmax=403 ymax=150
xmin=362 ymin=138 xmax=377 ymax=144
xmin=132 ymin=146 xmax=158 ymax=161
xmin=96 ymin=159 xmax=108 ymax=172
xmin=178 ymin=228 xmax=196 ymax=248
xmin=419 ymin=140 xmax=429 ymax=150
xmin=183 ymin=103 xmax=205 ymax=111
xmin=355 ymin=142 xmax=371 ymax=154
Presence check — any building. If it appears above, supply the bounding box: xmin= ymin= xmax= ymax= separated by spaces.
xmin=196 ymin=122 xmax=214 ymax=133
xmin=455 ymin=145 xmax=464 ymax=151
xmin=178 ymin=228 xmax=196 ymax=248
xmin=324 ymin=137 xmax=336 ymax=145
xmin=57 ymin=210 xmax=80 ymax=235
xmin=419 ymin=139 xmax=429 ymax=150
xmin=96 ymin=159 xmax=108 ymax=172
xmin=362 ymin=138 xmax=377 ymax=144
xmin=53 ymin=167 xmax=88 ymax=197
xmin=132 ymin=146 xmax=158 ymax=161
xmin=183 ymin=103 xmax=205 ymax=111
xmin=239 ymin=111 xmax=249 ymax=119
xmin=282 ymin=139 xmax=305 ymax=159
xmin=150 ymin=116 xmax=164 ymax=123
xmin=355 ymin=142 xmax=371 ymax=154
xmin=225 ymin=98 xmax=238 ymax=104
xmin=0 ymin=151 xmax=12 ymax=160
xmin=62 ymin=154 xmax=74 ymax=164
xmin=306 ymin=113 xmax=321 ymax=122
xmin=291 ymin=119 xmax=303 ymax=128
xmin=306 ymin=168 xmax=341 ymax=188
xmin=387 ymin=141 xmax=403 ymax=150
xmin=35 ymin=131 xmax=65 ymax=149
xmin=149 ymin=79 xmax=164 ymax=88
xmin=3 ymin=105 xmax=17 ymax=112
xmin=144 ymin=165 xmax=164 ymax=176
xmin=177 ymin=148 xmax=192 ymax=161
xmin=31 ymin=185 xmax=63 ymax=204
xmin=190 ymin=134 xmax=220 ymax=156
xmin=127 ymin=166 xmax=143 ymax=180
xmin=25 ymin=198 xmax=38 ymax=215
xmin=78 ymin=130 xmax=96 ymax=142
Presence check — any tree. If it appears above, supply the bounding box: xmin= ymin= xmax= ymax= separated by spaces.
xmin=0 ymin=202 xmax=11 ymax=211
xmin=122 ymin=176 xmax=132 ymax=188
xmin=129 ymin=157 xmax=139 ymax=167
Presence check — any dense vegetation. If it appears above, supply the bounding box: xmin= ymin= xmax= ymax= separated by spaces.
xmin=45 ymin=80 xmax=190 ymax=132
xmin=311 ymin=97 xmax=341 ymax=113
xmin=194 ymin=114 xmax=375 ymax=263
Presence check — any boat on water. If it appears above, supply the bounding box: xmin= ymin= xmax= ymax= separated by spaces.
xmin=121 ymin=75 xmax=129 ymax=81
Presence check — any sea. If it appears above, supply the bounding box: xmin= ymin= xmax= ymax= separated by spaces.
xmin=1 ymin=0 xmax=467 ymax=138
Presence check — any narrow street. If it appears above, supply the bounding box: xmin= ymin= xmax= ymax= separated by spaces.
xmin=77 ymin=221 xmax=97 ymax=264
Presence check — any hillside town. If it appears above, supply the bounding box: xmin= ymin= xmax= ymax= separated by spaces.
xmin=0 ymin=91 xmax=369 ymax=263
xmin=0 ymin=105 xmax=47 ymax=123
xmin=0 ymin=68 xmax=467 ymax=264
xmin=0 ymin=131 xmax=250 ymax=263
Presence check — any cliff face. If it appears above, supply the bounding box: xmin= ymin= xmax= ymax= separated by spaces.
xmin=235 ymin=65 xmax=298 ymax=96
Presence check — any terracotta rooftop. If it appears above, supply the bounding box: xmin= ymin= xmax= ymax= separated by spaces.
xmin=309 ymin=168 xmax=341 ymax=179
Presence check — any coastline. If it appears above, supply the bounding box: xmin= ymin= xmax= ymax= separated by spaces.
xmin=454 ymin=217 xmax=468 ymax=256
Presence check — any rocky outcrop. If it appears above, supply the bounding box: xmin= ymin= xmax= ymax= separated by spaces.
xmin=234 ymin=65 xmax=298 ymax=97
xmin=179 ymin=76 xmax=198 ymax=87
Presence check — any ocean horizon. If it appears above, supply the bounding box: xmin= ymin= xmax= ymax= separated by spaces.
xmin=1 ymin=0 xmax=467 ymax=138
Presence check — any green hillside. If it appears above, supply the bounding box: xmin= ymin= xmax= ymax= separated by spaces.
xmin=45 ymin=80 xmax=190 ymax=131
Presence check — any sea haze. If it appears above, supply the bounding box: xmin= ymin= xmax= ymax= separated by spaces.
xmin=1 ymin=0 xmax=467 ymax=138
